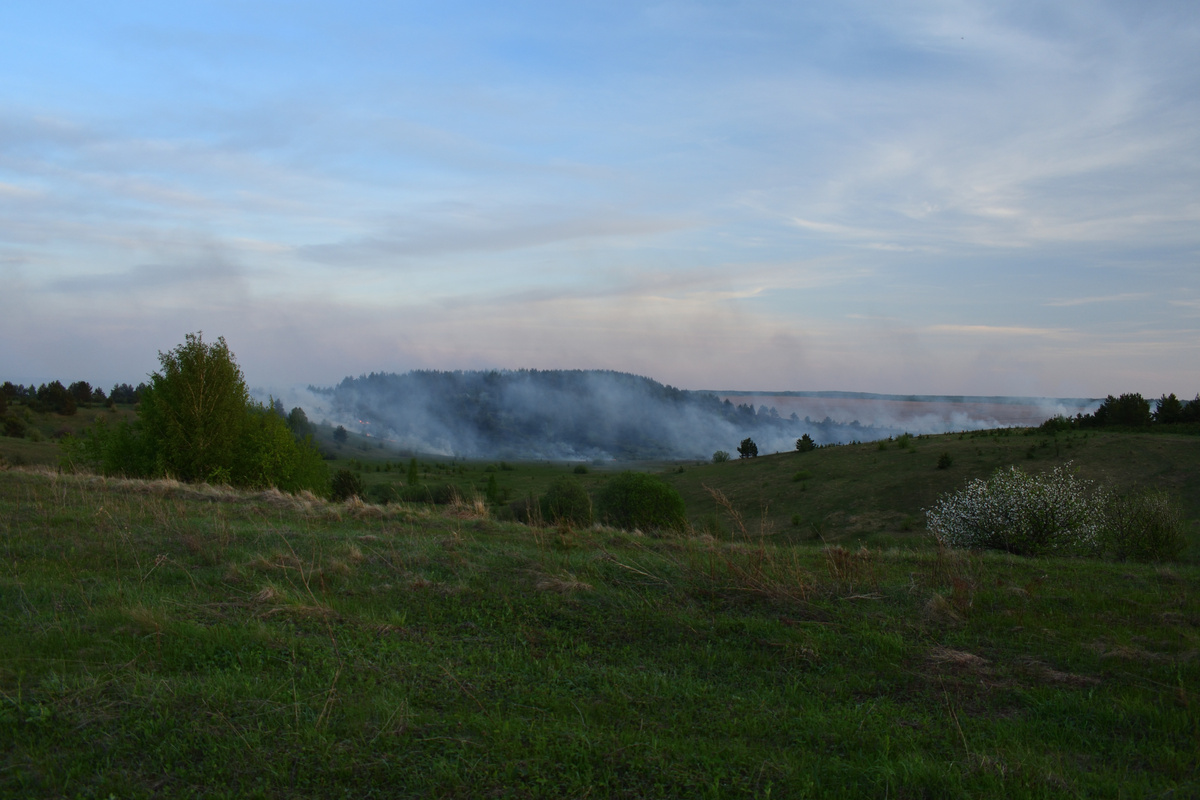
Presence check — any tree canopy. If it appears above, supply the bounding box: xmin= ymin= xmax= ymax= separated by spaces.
xmin=63 ymin=333 xmax=328 ymax=495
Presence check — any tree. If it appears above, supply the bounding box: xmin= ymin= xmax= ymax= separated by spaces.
xmin=286 ymin=407 xmax=312 ymax=439
xmin=1093 ymin=394 xmax=1151 ymax=427
xmin=64 ymin=333 xmax=328 ymax=495
xmin=37 ymin=381 xmax=76 ymax=415
xmin=737 ymin=437 xmax=758 ymax=459
xmin=68 ymin=381 xmax=93 ymax=405
xmin=712 ymin=450 xmax=730 ymax=463
xmin=796 ymin=434 xmax=815 ymax=453
xmin=333 ymin=425 xmax=349 ymax=444
xmin=138 ymin=333 xmax=250 ymax=482
xmin=1153 ymin=393 xmax=1184 ymax=425
xmin=1183 ymin=395 xmax=1200 ymax=424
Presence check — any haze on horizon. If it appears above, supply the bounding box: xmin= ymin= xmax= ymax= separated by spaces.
xmin=2 ymin=1 xmax=1198 ymax=399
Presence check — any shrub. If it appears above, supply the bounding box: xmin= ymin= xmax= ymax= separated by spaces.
xmin=791 ymin=470 xmax=813 ymax=482
xmin=596 ymin=471 xmax=687 ymax=533
xmin=573 ymin=464 xmax=589 ymax=475
xmin=3 ymin=417 xmax=26 ymax=438
xmin=937 ymin=452 xmax=953 ymax=470
xmin=1102 ymin=490 xmax=1186 ymax=562
xmin=712 ymin=450 xmax=730 ymax=463
xmin=367 ymin=482 xmax=398 ymax=505
xmin=926 ymin=463 xmax=1107 ymax=556
xmin=539 ymin=476 xmax=593 ymax=527
xmin=331 ymin=469 xmax=365 ymax=502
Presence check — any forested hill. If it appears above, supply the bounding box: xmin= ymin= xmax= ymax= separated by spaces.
xmin=311 ymin=369 xmax=903 ymax=460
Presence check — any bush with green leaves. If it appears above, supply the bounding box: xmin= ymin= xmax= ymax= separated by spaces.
xmin=596 ymin=471 xmax=687 ymax=533
xmin=539 ymin=476 xmax=593 ymax=527
xmin=926 ymin=463 xmax=1108 ymax=556
xmin=331 ymin=469 xmax=366 ymax=502
xmin=1102 ymin=490 xmax=1186 ymax=562
xmin=712 ymin=450 xmax=730 ymax=463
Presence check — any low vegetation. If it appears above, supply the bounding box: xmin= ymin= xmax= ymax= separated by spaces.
xmin=0 ymin=467 xmax=1195 ymax=797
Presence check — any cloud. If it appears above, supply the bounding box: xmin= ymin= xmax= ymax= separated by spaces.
xmin=1045 ymin=293 xmax=1149 ymax=307
xmin=297 ymin=208 xmax=693 ymax=266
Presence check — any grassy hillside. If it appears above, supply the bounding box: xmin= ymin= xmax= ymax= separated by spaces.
xmin=6 ymin=408 xmax=1198 ymax=556
xmin=315 ymin=426 xmax=1200 ymax=560
xmin=0 ymin=403 xmax=138 ymax=468
xmin=1 ymin=467 xmax=1197 ymax=797
xmin=660 ymin=428 xmax=1200 ymax=555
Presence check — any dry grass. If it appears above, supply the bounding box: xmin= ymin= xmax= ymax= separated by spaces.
xmin=534 ymin=572 xmax=593 ymax=593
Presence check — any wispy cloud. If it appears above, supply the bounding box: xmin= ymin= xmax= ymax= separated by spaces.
xmin=1045 ymin=293 xmax=1149 ymax=307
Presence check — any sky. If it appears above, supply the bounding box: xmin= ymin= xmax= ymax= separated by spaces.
xmin=2 ymin=0 xmax=1198 ymax=398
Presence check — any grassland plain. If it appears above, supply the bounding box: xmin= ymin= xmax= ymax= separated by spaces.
xmin=1 ymin=466 xmax=1197 ymax=798
xmin=305 ymin=425 xmax=1200 ymax=557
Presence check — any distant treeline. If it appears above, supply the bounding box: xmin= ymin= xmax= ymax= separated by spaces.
xmin=1042 ymin=392 xmax=1200 ymax=431
xmin=2 ymin=380 xmax=146 ymax=416
xmin=313 ymin=369 xmax=903 ymax=459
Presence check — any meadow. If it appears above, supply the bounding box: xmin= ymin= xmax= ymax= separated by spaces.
xmin=1 ymin=421 xmax=1197 ymax=797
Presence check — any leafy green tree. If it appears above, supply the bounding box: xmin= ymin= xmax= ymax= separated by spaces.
xmin=139 ymin=334 xmax=250 ymax=482
xmin=737 ymin=438 xmax=758 ymax=459
xmin=796 ymin=434 xmax=815 ymax=452
xmin=286 ymin=407 xmax=312 ymax=438
xmin=333 ymin=425 xmax=349 ymax=444
xmin=712 ymin=450 xmax=730 ymax=463
xmin=234 ymin=405 xmax=329 ymax=493
xmin=596 ymin=472 xmax=687 ymax=533
xmin=64 ymin=333 xmax=327 ymax=495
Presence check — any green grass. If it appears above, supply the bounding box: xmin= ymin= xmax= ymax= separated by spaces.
xmin=661 ymin=429 xmax=1200 ymax=555
xmin=1 ymin=467 xmax=1197 ymax=797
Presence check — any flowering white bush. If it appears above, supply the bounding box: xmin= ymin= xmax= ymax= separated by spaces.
xmin=926 ymin=463 xmax=1108 ymax=556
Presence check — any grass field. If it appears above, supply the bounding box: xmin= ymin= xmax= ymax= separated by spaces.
xmin=290 ymin=424 xmax=1200 ymax=561
xmin=1 ymin=464 xmax=1197 ymax=797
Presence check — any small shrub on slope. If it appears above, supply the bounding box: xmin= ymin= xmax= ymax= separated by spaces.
xmin=1103 ymin=489 xmax=1186 ymax=562
xmin=331 ymin=469 xmax=365 ymax=502
xmin=926 ymin=463 xmax=1107 ymax=556
xmin=540 ymin=476 xmax=593 ymax=527
xmin=597 ymin=471 xmax=687 ymax=533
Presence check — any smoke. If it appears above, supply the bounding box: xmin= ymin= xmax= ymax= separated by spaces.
xmin=254 ymin=371 xmax=1100 ymax=461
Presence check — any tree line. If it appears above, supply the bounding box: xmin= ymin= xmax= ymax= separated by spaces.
xmin=1042 ymin=392 xmax=1200 ymax=431
xmin=1 ymin=380 xmax=146 ymax=420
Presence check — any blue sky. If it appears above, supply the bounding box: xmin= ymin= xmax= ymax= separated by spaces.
xmin=2 ymin=0 xmax=1197 ymax=396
